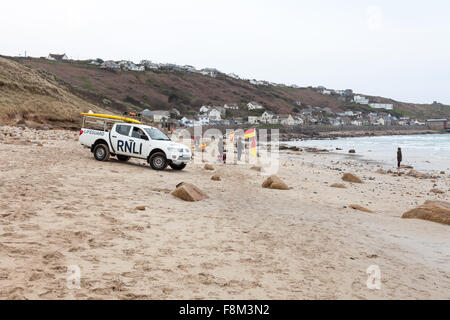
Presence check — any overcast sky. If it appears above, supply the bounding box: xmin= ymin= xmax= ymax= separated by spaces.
xmin=2 ymin=0 xmax=450 ymax=104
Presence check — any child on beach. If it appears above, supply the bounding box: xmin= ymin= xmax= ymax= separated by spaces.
xmin=397 ymin=147 xmax=402 ymax=168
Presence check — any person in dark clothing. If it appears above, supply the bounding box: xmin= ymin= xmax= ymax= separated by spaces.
xmin=397 ymin=147 xmax=402 ymax=168
xmin=218 ymin=137 xmax=224 ymax=162
xmin=237 ymin=137 xmax=243 ymax=161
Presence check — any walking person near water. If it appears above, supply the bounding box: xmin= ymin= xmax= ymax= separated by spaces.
xmin=397 ymin=147 xmax=402 ymax=168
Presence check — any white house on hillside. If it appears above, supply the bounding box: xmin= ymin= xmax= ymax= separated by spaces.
xmin=278 ymin=114 xmax=295 ymax=126
xmin=248 ymin=116 xmax=260 ymax=124
xmin=353 ymin=95 xmax=369 ymax=105
xmin=101 ymin=61 xmax=121 ymax=69
xmin=208 ymin=108 xmax=222 ymax=121
xmin=199 ymin=105 xmax=211 ymax=114
xmin=260 ymin=111 xmax=275 ymax=124
xmin=369 ymin=103 xmax=394 ymax=110
xmin=47 ymin=53 xmax=68 ymax=61
xmin=247 ymin=102 xmax=264 ymax=110
xmin=224 ymin=103 xmax=239 ymax=110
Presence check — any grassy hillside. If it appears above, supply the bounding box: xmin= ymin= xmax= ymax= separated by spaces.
xmin=19 ymin=58 xmax=346 ymax=117
xmin=3 ymin=56 xmax=450 ymax=123
xmin=0 ymin=57 xmax=110 ymax=128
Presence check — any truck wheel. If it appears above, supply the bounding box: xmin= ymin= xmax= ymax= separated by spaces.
xmin=149 ymin=152 xmax=168 ymax=170
xmin=169 ymin=163 xmax=186 ymax=171
xmin=117 ymin=155 xmax=130 ymax=162
xmin=93 ymin=143 xmax=110 ymax=161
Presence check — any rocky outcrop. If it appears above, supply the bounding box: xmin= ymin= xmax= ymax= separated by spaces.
xmin=349 ymin=204 xmax=374 ymax=213
xmin=330 ymin=183 xmax=347 ymax=189
xmin=402 ymin=200 xmax=450 ymax=225
xmin=342 ymin=173 xmax=363 ymax=183
xmin=407 ymin=170 xmax=430 ymax=179
xmin=262 ymin=175 xmax=290 ymax=190
xmin=171 ymin=183 xmax=209 ymax=202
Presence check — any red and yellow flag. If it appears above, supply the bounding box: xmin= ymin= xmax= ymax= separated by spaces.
xmin=244 ymin=128 xmax=256 ymax=139
xmin=250 ymin=137 xmax=257 ymax=157
xmin=229 ymin=131 xmax=235 ymax=147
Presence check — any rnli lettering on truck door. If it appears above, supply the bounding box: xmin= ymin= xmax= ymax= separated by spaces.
xmin=117 ymin=140 xmax=143 ymax=155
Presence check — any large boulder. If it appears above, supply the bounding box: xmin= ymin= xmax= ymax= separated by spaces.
xmin=407 ymin=170 xmax=430 ymax=179
xmin=402 ymin=200 xmax=450 ymax=225
xmin=262 ymin=175 xmax=290 ymax=190
xmin=171 ymin=183 xmax=209 ymax=202
xmin=342 ymin=173 xmax=363 ymax=183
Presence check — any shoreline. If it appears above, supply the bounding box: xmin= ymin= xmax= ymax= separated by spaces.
xmin=280 ymin=128 xmax=444 ymax=141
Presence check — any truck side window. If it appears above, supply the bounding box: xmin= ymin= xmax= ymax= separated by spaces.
xmin=132 ymin=127 xmax=148 ymax=140
xmin=116 ymin=125 xmax=131 ymax=136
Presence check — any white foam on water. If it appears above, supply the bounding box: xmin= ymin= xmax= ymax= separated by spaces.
xmin=287 ymin=134 xmax=450 ymax=172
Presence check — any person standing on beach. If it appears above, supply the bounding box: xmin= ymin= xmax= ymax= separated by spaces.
xmin=237 ymin=136 xmax=243 ymax=162
xmin=218 ymin=136 xmax=224 ymax=162
xmin=397 ymin=147 xmax=402 ymax=168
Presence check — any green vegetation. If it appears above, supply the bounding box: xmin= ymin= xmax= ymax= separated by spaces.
xmin=75 ymin=76 xmax=95 ymax=91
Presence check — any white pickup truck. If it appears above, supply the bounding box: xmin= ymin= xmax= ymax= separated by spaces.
xmin=79 ymin=116 xmax=191 ymax=170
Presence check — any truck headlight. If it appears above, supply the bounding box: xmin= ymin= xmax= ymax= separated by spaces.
xmin=168 ymin=147 xmax=183 ymax=153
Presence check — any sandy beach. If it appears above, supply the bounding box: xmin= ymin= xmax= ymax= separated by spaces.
xmin=0 ymin=125 xmax=449 ymax=300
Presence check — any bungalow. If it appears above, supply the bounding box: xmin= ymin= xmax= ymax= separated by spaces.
xmin=199 ymin=105 xmax=211 ymax=114
xmin=248 ymin=116 xmax=260 ymax=125
xmin=145 ymin=110 xmax=170 ymax=123
xmin=100 ymin=61 xmax=121 ymax=69
xmin=294 ymin=117 xmax=304 ymax=125
xmin=353 ymin=95 xmax=369 ymax=105
xmin=47 ymin=53 xmax=68 ymax=61
xmin=321 ymin=89 xmax=332 ymax=95
xmin=260 ymin=111 xmax=275 ymax=124
xmin=369 ymin=103 xmax=394 ymax=110
xmin=247 ymin=102 xmax=264 ymax=110
xmin=227 ymin=73 xmax=240 ymax=79
xmin=208 ymin=108 xmax=222 ymax=121
xmin=141 ymin=60 xmax=160 ymax=70
xmin=279 ymin=114 xmax=295 ymax=126
xmin=224 ymin=103 xmax=239 ymax=110
xmin=201 ymin=68 xmax=218 ymax=78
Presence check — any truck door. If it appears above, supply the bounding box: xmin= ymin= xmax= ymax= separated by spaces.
xmin=129 ymin=126 xmax=151 ymax=159
xmin=111 ymin=124 xmax=133 ymax=156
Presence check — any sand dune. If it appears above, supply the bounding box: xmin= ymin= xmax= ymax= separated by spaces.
xmin=0 ymin=125 xmax=449 ymax=299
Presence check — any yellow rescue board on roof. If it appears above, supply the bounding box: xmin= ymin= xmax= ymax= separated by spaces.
xmin=80 ymin=113 xmax=141 ymax=124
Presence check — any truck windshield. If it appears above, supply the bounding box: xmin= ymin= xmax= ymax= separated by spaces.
xmin=144 ymin=127 xmax=171 ymax=141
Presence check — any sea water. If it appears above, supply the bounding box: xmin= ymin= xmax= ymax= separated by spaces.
xmin=287 ymin=134 xmax=450 ymax=172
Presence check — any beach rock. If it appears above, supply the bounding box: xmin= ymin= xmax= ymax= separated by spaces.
xmin=349 ymin=204 xmax=374 ymax=213
xmin=262 ymin=175 xmax=290 ymax=190
xmin=211 ymin=174 xmax=221 ymax=181
xmin=342 ymin=173 xmax=363 ymax=184
xmin=440 ymin=171 xmax=445 ymax=175
xmin=135 ymin=206 xmax=146 ymax=211
xmin=250 ymin=166 xmax=262 ymax=172
xmin=430 ymin=189 xmax=445 ymax=194
xmin=407 ymin=170 xmax=430 ymax=179
xmin=331 ymin=183 xmax=347 ymax=189
xmin=402 ymin=200 xmax=450 ymax=225
xmin=172 ymin=182 xmax=209 ymax=202
xmin=204 ymin=164 xmax=214 ymax=171
xmin=348 ymin=149 xmax=356 ymax=154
